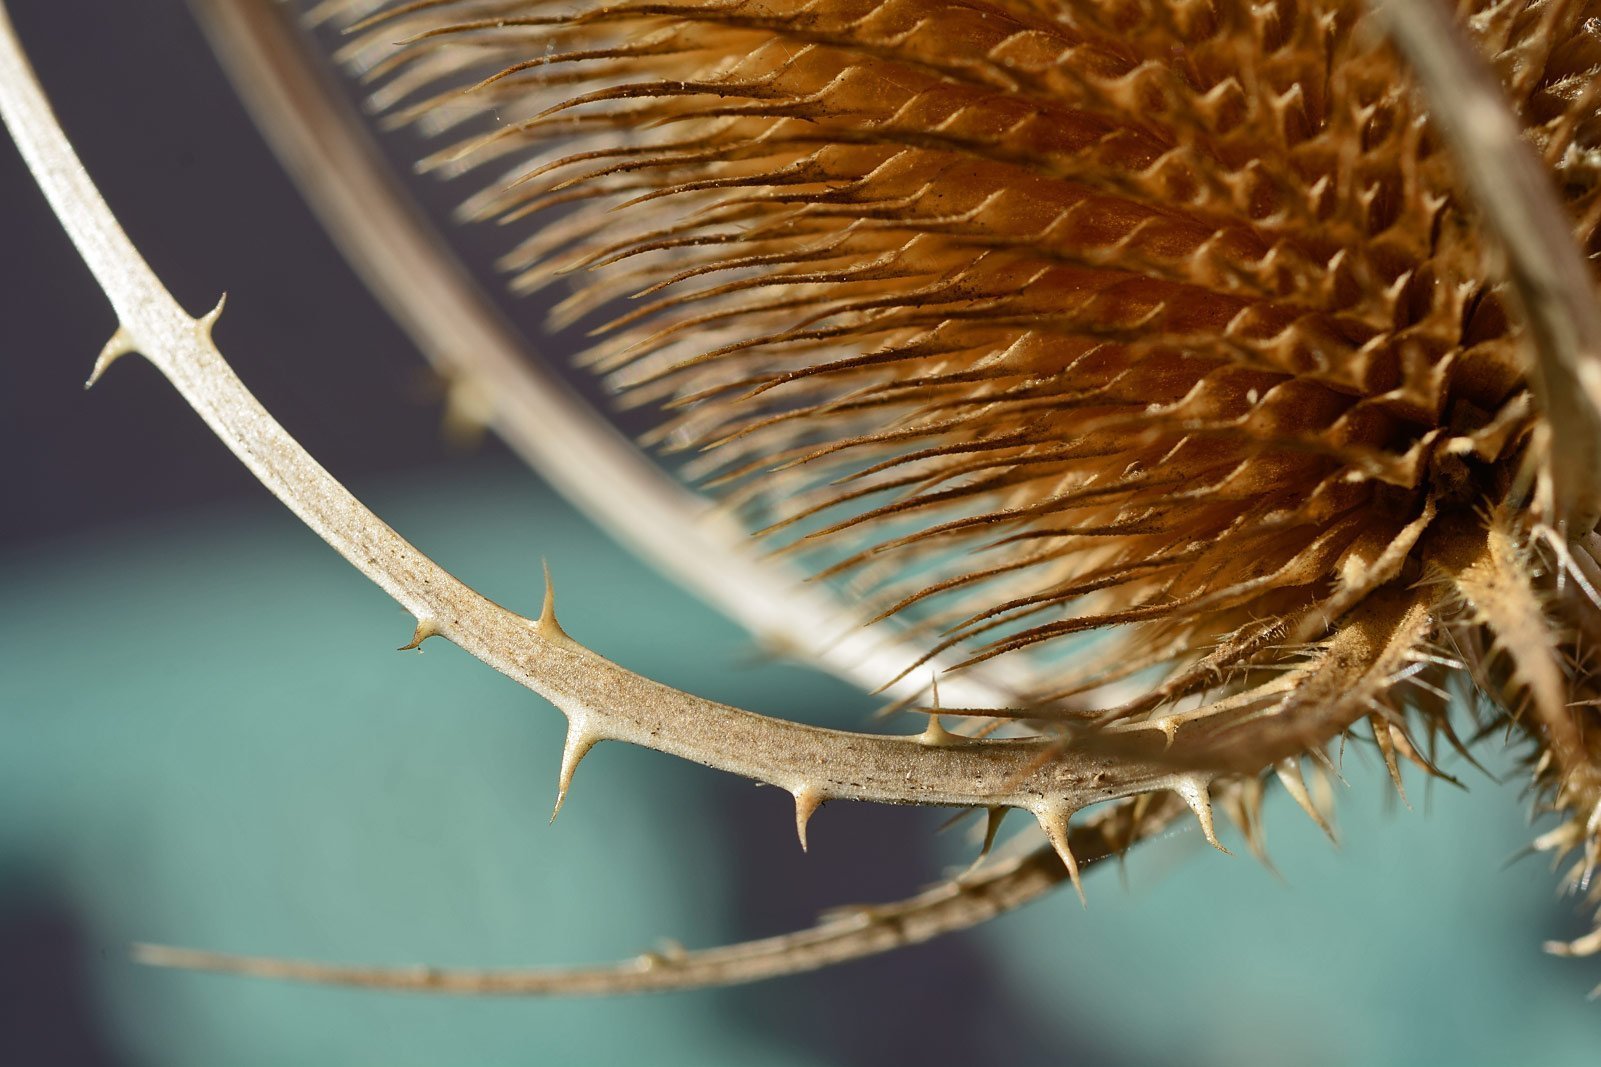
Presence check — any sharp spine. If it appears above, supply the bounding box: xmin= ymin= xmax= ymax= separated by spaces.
xmin=1275 ymin=758 xmax=1337 ymax=843
xmin=1034 ymin=804 xmax=1086 ymax=906
xmin=552 ymin=722 xmax=598 ymax=822
xmin=1174 ymin=775 xmax=1230 ymax=855
xmin=86 ymin=326 xmax=135 ymax=388
xmin=399 ymin=618 xmax=438 ymax=651
xmin=792 ymin=787 xmax=824 ymax=851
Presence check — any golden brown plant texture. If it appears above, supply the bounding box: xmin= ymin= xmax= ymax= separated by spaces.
xmin=7 ymin=0 xmax=1601 ymax=993
xmin=332 ymin=0 xmax=1601 ymax=950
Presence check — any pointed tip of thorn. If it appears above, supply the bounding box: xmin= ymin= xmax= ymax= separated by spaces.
xmin=1275 ymin=758 xmax=1337 ymax=844
xmin=980 ymin=806 xmax=1007 ymax=858
xmin=200 ymin=292 xmax=228 ymax=330
xmin=1035 ymin=805 xmax=1086 ymax=905
xmin=86 ymin=328 xmax=135 ymax=389
xmin=793 ymin=788 xmax=824 ymax=852
xmin=537 ymin=559 xmax=571 ymax=642
xmin=398 ymin=619 xmax=438 ymax=651
xmin=1175 ymin=775 xmax=1231 ymax=856
xmin=957 ymin=806 xmax=1010 ymax=879
xmin=552 ymin=726 xmax=597 ymax=823
xmin=1372 ymin=719 xmax=1412 ymax=811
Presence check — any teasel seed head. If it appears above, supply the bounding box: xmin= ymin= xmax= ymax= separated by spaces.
xmin=322 ymin=0 xmax=1601 ymax=963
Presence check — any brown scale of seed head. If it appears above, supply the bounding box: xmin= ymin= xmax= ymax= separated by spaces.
xmin=322 ymin=0 xmax=1601 ymax=960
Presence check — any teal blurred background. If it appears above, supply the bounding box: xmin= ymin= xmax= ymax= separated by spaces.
xmin=3 ymin=458 xmax=1600 ymax=1065
xmin=2 ymin=1 xmax=1600 ymax=1063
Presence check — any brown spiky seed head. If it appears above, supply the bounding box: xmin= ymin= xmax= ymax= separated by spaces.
xmin=343 ymin=0 xmax=1601 ymax=955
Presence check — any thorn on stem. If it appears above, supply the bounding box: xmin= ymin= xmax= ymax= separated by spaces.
xmin=86 ymin=326 xmax=135 ymax=389
xmin=1275 ymin=758 xmax=1337 ymax=844
xmin=917 ymin=713 xmax=958 ymax=746
xmin=977 ymin=806 xmax=1007 ymax=864
xmin=552 ymin=724 xmax=598 ymax=823
xmin=1034 ymin=804 xmax=1086 ymax=906
xmin=199 ymin=292 xmax=228 ymax=334
xmin=792 ymin=787 xmax=824 ymax=851
xmin=537 ymin=559 xmax=572 ymax=643
xmin=1371 ymin=716 xmax=1411 ymax=810
xmin=1174 ymin=775 xmax=1231 ymax=855
xmin=399 ymin=618 xmax=438 ymax=651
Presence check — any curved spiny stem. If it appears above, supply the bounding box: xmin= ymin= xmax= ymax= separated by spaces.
xmin=132 ymin=795 xmax=1185 ymax=996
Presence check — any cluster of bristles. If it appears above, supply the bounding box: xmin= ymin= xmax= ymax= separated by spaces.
xmin=326 ymin=0 xmax=1601 ymax=958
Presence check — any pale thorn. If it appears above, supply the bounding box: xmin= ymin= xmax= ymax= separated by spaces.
xmin=1034 ymin=804 xmax=1086 ymax=906
xmin=1386 ymin=725 xmax=1438 ymax=780
xmin=1309 ymin=758 xmax=1341 ymax=815
xmin=85 ymin=325 xmax=135 ymax=389
xmin=198 ymin=292 xmax=227 ymax=334
xmin=917 ymin=714 xmax=959 ymax=747
xmin=792 ymin=787 xmax=825 ymax=852
xmin=1305 ymin=743 xmax=1344 ymax=784
xmin=536 ymin=559 xmax=572 ymax=644
xmin=398 ymin=618 xmax=439 ymax=652
xmin=917 ymin=671 xmax=959 ymax=745
xmin=979 ymin=806 xmax=1007 ymax=861
xmin=1174 ymin=775 xmax=1230 ymax=855
xmin=1275 ymin=758 xmax=1337 ymax=844
xmin=1371 ymin=717 xmax=1411 ymax=810
xmin=957 ymin=806 xmax=1010 ymax=879
xmin=551 ymin=722 xmax=598 ymax=823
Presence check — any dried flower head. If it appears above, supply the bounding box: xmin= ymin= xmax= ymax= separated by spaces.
xmin=326 ymin=0 xmax=1601 ymax=958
